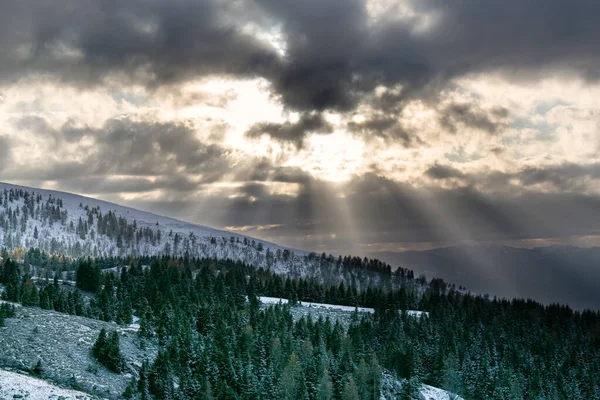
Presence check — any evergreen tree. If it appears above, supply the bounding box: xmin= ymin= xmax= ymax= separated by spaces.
xmin=76 ymin=260 xmax=101 ymax=292
xmin=316 ymin=369 xmax=334 ymax=400
xmin=342 ymin=376 xmax=360 ymax=400
xmin=32 ymin=359 xmax=43 ymax=376
xmin=280 ymin=353 xmax=301 ymax=400
xmin=442 ymin=353 xmax=462 ymax=398
xmin=400 ymin=377 xmax=421 ymax=400
xmin=92 ymin=328 xmax=125 ymax=373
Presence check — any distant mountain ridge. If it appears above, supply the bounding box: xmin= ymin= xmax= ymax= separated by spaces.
xmin=375 ymin=244 xmax=600 ymax=310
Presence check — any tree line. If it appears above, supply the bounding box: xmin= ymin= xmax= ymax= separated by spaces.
xmin=1 ymin=253 xmax=600 ymax=399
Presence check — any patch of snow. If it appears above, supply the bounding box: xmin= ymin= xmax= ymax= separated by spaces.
xmin=258 ymin=296 xmax=429 ymax=317
xmin=0 ymin=299 xmax=21 ymax=308
xmin=421 ymin=384 xmax=463 ymax=400
xmin=119 ymin=323 xmax=140 ymax=333
xmin=0 ymin=369 xmax=100 ymax=400
xmin=380 ymin=370 xmax=463 ymax=400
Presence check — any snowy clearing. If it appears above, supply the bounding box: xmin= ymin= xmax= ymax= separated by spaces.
xmin=380 ymin=371 xmax=463 ymax=400
xmin=259 ymin=296 xmax=429 ymax=317
xmin=421 ymin=384 xmax=463 ymax=400
xmin=0 ymin=369 xmax=100 ymax=400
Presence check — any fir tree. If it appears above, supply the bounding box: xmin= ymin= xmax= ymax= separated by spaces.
xmin=32 ymin=359 xmax=43 ymax=376
xmin=92 ymin=328 xmax=125 ymax=373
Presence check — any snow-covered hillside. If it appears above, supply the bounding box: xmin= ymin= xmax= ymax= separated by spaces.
xmin=0 ymin=181 xmax=290 ymax=260
xmin=0 ymin=181 xmax=322 ymax=281
xmin=0 ymin=369 xmax=100 ymax=400
xmin=0 ymin=182 xmax=406 ymax=290
xmin=0 ymin=299 xmax=156 ymax=399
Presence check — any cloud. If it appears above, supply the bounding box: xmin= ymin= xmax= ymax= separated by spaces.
xmin=0 ymin=136 xmax=11 ymax=171
xmin=347 ymin=114 xmax=417 ymax=145
xmin=0 ymin=0 xmax=278 ymax=88
xmin=516 ymin=163 xmax=600 ymax=192
xmin=246 ymin=113 xmax=333 ymax=147
xmin=2 ymin=0 xmax=600 ymax=117
xmin=225 ymin=224 xmax=283 ymax=232
xmin=10 ymin=116 xmax=230 ymax=188
xmin=3 ymin=0 xmax=600 ymax=258
xmin=439 ymin=103 xmax=508 ymax=134
xmin=114 ymin=171 xmax=600 ymax=254
xmin=260 ymin=0 xmax=600 ymax=114
xmin=425 ymin=164 xmax=465 ymax=180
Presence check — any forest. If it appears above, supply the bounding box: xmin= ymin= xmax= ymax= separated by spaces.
xmin=1 ymin=253 xmax=599 ymax=399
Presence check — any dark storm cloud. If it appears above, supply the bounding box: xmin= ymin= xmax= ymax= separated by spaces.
xmin=424 ymin=162 xmax=600 ymax=193
xmin=47 ymin=174 xmax=200 ymax=195
xmin=256 ymin=0 xmax=370 ymax=111
xmin=246 ymin=113 xmax=333 ymax=147
xmin=258 ymin=0 xmax=600 ymax=112
xmin=0 ymin=0 xmax=278 ymax=87
xmin=2 ymin=0 xmax=599 ymax=120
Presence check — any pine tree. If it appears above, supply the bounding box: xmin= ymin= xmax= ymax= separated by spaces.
xmin=76 ymin=260 xmax=101 ymax=292
xmin=117 ymin=296 xmax=133 ymax=325
xmin=442 ymin=353 xmax=462 ymax=397
xmin=400 ymin=377 xmax=421 ymax=400
xmin=342 ymin=376 xmax=360 ymax=400
xmin=316 ymin=369 xmax=334 ymax=400
xmin=122 ymin=378 xmax=137 ymax=399
xmin=92 ymin=328 xmax=107 ymax=359
xmin=92 ymin=328 xmax=125 ymax=373
xmin=32 ymin=359 xmax=43 ymax=376
xmin=280 ymin=353 xmax=301 ymax=400
xmin=138 ymin=360 xmax=151 ymax=400
xmin=40 ymin=289 xmax=51 ymax=309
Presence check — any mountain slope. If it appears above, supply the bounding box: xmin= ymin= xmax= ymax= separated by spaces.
xmin=0 ymin=181 xmax=291 ymax=258
xmin=0 ymin=369 xmax=99 ymax=400
xmin=0 ymin=298 xmax=156 ymax=399
xmin=0 ymin=182 xmax=397 ymax=290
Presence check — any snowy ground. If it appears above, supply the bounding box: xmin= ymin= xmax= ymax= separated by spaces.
xmin=0 ymin=369 xmax=101 ymax=400
xmin=0 ymin=303 xmax=156 ymax=399
xmin=259 ymin=296 xmax=429 ymax=317
xmin=259 ymin=296 xmax=429 ymax=333
xmin=380 ymin=371 xmax=463 ymax=400
xmin=421 ymin=384 xmax=463 ymax=400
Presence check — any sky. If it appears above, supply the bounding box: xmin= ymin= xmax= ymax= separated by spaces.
xmin=2 ymin=0 xmax=600 ymax=256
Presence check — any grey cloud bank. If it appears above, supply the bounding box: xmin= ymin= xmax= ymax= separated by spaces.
xmin=1 ymin=0 xmax=600 ymax=259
